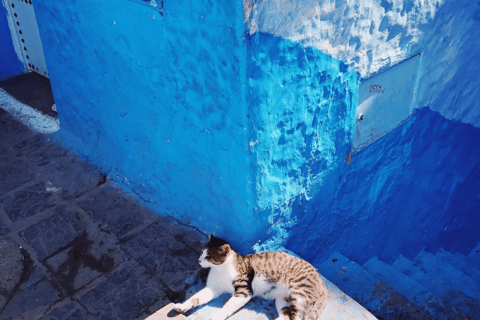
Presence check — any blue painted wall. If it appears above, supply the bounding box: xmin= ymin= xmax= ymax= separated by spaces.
xmin=32 ymin=0 xmax=358 ymax=253
xmin=32 ymin=0 xmax=479 ymax=266
xmin=0 ymin=3 xmax=23 ymax=80
xmin=287 ymin=106 xmax=480 ymax=265
xmin=246 ymin=33 xmax=358 ymax=252
xmin=34 ymin=0 xmax=266 ymax=251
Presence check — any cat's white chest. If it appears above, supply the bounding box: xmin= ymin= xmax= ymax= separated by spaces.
xmin=252 ymin=276 xmax=289 ymax=300
xmin=207 ymin=261 xmax=238 ymax=294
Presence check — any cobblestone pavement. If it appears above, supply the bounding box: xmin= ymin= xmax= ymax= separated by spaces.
xmin=0 ymin=108 xmax=208 ymax=320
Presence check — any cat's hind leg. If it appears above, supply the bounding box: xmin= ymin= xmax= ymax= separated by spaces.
xmin=173 ymin=287 xmax=219 ymax=313
xmin=276 ymin=297 xmax=304 ymax=320
xmin=274 ymin=298 xmax=290 ymax=320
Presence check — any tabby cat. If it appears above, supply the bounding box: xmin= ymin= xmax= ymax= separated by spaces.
xmin=173 ymin=235 xmax=328 ymax=320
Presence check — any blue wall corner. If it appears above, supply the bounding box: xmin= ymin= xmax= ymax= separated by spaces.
xmin=246 ymin=33 xmax=359 ymax=253
xmin=0 ymin=3 xmax=24 ymax=80
xmin=33 ymin=0 xmax=359 ymax=254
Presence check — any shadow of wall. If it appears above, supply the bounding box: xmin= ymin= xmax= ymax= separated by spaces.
xmin=287 ymin=107 xmax=480 ymax=265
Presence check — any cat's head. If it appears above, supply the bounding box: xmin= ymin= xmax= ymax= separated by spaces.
xmin=198 ymin=234 xmax=232 ymax=268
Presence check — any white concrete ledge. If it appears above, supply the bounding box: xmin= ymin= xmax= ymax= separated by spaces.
xmin=0 ymin=88 xmax=59 ymax=134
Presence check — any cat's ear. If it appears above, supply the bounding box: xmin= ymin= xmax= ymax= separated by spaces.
xmin=219 ymin=243 xmax=231 ymax=255
xmin=209 ymin=234 xmax=213 ymax=240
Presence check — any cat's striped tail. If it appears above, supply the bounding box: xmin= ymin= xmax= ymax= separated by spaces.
xmin=306 ymin=284 xmax=328 ymax=320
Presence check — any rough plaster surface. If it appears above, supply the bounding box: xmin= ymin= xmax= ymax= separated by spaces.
xmin=33 ymin=0 xmax=266 ymax=251
xmin=247 ymin=0 xmax=480 ymax=127
xmin=28 ymin=0 xmax=480 ymax=273
xmin=247 ymin=33 xmax=358 ymax=251
xmin=32 ymin=0 xmax=358 ymax=253
xmin=244 ymin=0 xmax=480 ymax=266
xmin=286 ymin=107 xmax=480 ymax=265
xmin=246 ymin=0 xmax=440 ymax=77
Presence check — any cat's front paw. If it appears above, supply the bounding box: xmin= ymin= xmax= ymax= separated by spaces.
xmin=173 ymin=303 xmax=190 ymax=314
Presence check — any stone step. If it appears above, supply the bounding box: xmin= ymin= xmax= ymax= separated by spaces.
xmin=414 ymin=251 xmax=480 ymax=300
xmin=436 ymin=249 xmax=480 ymax=285
xmin=363 ymin=256 xmax=470 ymax=320
xmin=393 ymin=255 xmax=480 ymax=319
xmin=319 ymin=275 xmax=378 ymax=320
xmin=468 ymin=243 xmax=480 ymax=268
xmin=319 ymin=252 xmax=432 ymax=320
xmin=183 ymin=268 xmax=377 ymax=320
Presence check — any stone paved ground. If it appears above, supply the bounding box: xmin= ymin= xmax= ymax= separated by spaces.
xmin=0 ymin=108 xmax=208 ymax=320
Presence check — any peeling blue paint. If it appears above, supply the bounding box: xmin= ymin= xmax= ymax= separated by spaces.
xmin=247 ymin=33 xmax=358 ymax=252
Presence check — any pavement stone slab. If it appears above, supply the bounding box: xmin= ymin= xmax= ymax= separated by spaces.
xmin=0 ymin=211 xmax=10 ymax=239
xmin=0 ymin=224 xmax=9 ymax=239
xmin=19 ymin=209 xmax=84 ymax=260
xmin=0 ymin=160 xmax=36 ymax=196
xmin=0 ymin=237 xmax=52 ymax=320
xmin=166 ymin=221 xmax=208 ymax=254
xmin=0 ymin=143 xmax=17 ymax=163
xmin=1 ymin=279 xmax=59 ymax=319
xmin=121 ymin=223 xmax=202 ymax=293
xmin=19 ymin=264 xmax=46 ymax=293
xmin=77 ymin=185 xmax=150 ymax=239
xmin=0 ymin=108 xmax=36 ymax=148
xmin=37 ymin=155 xmax=105 ymax=201
xmin=38 ymin=302 xmax=89 ymax=320
xmin=0 ymin=106 xmax=214 ymax=320
xmin=0 ymin=182 xmax=60 ymax=223
xmin=0 ymin=238 xmax=23 ymax=311
xmin=46 ymin=227 xmax=124 ymax=296
xmin=12 ymin=134 xmax=68 ymax=168
xmin=78 ymin=261 xmax=167 ymax=320
xmin=66 ymin=308 xmax=91 ymax=320
xmin=133 ymin=296 xmax=176 ymax=320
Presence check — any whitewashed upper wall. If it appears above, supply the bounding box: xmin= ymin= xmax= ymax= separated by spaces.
xmin=245 ymin=0 xmax=480 ymax=127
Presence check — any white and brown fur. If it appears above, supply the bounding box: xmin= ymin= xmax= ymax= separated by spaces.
xmin=173 ymin=235 xmax=327 ymax=320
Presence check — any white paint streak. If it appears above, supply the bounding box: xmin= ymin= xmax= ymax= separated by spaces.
xmin=0 ymin=89 xmax=60 ymax=134
xmin=248 ymin=0 xmax=480 ymax=127
xmin=249 ymin=0 xmax=442 ymax=78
